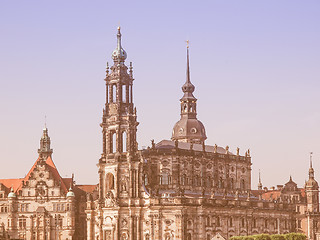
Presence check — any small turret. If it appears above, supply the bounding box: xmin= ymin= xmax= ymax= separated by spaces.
xmin=38 ymin=127 xmax=53 ymax=159
xmin=305 ymin=153 xmax=319 ymax=212
xmin=8 ymin=188 xmax=16 ymax=198
xmin=66 ymin=187 xmax=75 ymax=198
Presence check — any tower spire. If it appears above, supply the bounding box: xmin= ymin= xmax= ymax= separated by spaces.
xmin=309 ymin=152 xmax=315 ymax=179
xmin=38 ymin=126 xmax=53 ymax=159
xmin=171 ymin=42 xmax=207 ymax=144
xmin=258 ymin=169 xmax=263 ymax=190
xmin=101 ymin=28 xmax=138 ymax=156
xmin=186 ymin=40 xmax=191 ymax=85
xmin=111 ymin=26 xmax=127 ymax=63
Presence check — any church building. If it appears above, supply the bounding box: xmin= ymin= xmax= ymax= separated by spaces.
xmin=0 ymin=28 xmax=319 ymax=240
xmin=85 ymin=28 xmax=320 ymax=240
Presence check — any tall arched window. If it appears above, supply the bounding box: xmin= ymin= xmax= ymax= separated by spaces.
xmin=122 ymin=85 xmax=126 ymax=103
xmin=241 ymin=179 xmax=245 ymax=190
xmin=112 ymin=133 xmax=116 ymax=153
xmin=122 ymin=131 xmax=127 ymax=152
xmin=206 ymin=176 xmax=211 ymax=187
xmin=112 ymin=85 xmax=116 ymax=102
xmin=229 ymin=217 xmax=233 ymax=227
xmin=241 ymin=218 xmax=245 ymax=227
xmin=219 ymin=177 xmax=223 ymax=188
xmin=161 ymin=172 xmax=169 ymax=185
xmin=206 ymin=216 xmax=210 ymax=226
xmin=181 ymin=175 xmax=186 ymax=185
xmin=230 ymin=178 xmax=234 ymax=189
xmin=183 ymin=104 xmax=187 ymax=112
xmin=106 ymin=173 xmax=114 ymax=191
xmin=145 ymin=234 xmax=150 ymax=240
xmin=216 ymin=216 xmax=221 ymax=227
xmin=253 ymin=218 xmax=257 ymax=228
xmin=265 ymin=219 xmax=268 ymax=228
xmin=186 ymin=233 xmax=192 ymax=240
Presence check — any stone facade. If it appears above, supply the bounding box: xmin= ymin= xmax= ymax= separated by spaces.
xmin=1 ymin=28 xmax=320 ymax=240
xmin=86 ymin=28 xmax=320 ymax=240
xmin=0 ymin=128 xmax=95 ymax=240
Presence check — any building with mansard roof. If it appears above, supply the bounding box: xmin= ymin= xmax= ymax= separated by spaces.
xmin=85 ymin=28 xmax=320 ymax=240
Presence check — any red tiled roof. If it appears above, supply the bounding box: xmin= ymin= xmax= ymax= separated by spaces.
xmin=62 ymin=178 xmax=73 ymax=190
xmin=76 ymin=185 xmax=97 ymax=193
xmin=261 ymin=190 xmax=281 ymax=200
xmin=261 ymin=188 xmax=305 ymax=201
xmin=0 ymin=155 xmax=69 ymax=194
xmin=0 ymin=178 xmax=23 ymax=192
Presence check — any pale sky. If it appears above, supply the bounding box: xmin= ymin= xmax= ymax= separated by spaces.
xmin=0 ymin=1 xmax=319 ymax=188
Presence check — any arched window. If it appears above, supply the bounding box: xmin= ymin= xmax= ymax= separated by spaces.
xmin=122 ymin=131 xmax=127 ymax=153
xmin=241 ymin=218 xmax=245 ymax=227
xmin=112 ymin=132 xmax=116 ymax=153
xmin=183 ymin=104 xmax=187 ymax=112
xmin=229 ymin=217 xmax=233 ymax=227
xmin=230 ymin=178 xmax=234 ymax=189
xmin=285 ymin=219 xmax=287 ymax=229
xmin=161 ymin=172 xmax=169 ymax=185
xmin=219 ymin=177 xmax=223 ymax=188
xmin=240 ymin=179 xmax=245 ymax=190
xmin=194 ymin=176 xmax=200 ymax=186
xmin=181 ymin=175 xmax=186 ymax=185
xmin=253 ymin=218 xmax=257 ymax=228
xmin=145 ymin=234 xmax=150 ymax=240
xmin=207 ymin=234 xmax=211 ymax=240
xmin=122 ymin=85 xmax=126 ymax=103
xmin=206 ymin=176 xmax=211 ymax=187
xmin=206 ymin=216 xmax=210 ymax=226
xmin=112 ymin=84 xmax=116 ymax=102
xmin=265 ymin=219 xmax=268 ymax=228
xmin=216 ymin=216 xmax=220 ymax=227
xmin=186 ymin=233 xmax=192 ymax=240
xmin=106 ymin=173 xmax=114 ymax=191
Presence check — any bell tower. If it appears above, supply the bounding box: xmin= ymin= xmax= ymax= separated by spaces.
xmin=90 ymin=27 xmax=142 ymax=240
xmin=101 ymin=27 xmax=138 ymax=157
xmin=97 ymin=27 xmax=140 ymax=204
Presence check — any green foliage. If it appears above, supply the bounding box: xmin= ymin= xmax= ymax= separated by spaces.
xmin=243 ymin=237 xmax=255 ymax=240
xmin=252 ymin=234 xmax=271 ymax=240
xmin=284 ymin=233 xmax=306 ymax=240
xmin=231 ymin=233 xmax=306 ymax=240
xmin=230 ymin=237 xmax=243 ymax=240
xmin=270 ymin=234 xmax=285 ymax=240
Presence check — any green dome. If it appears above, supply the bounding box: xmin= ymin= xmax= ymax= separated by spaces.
xmin=8 ymin=188 xmax=16 ymax=198
xmin=66 ymin=188 xmax=75 ymax=198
